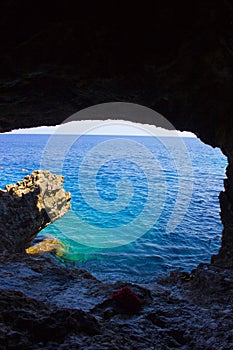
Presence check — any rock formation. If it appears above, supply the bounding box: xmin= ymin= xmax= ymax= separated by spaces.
xmin=0 ymin=170 xmax=71 ymax=253
xmin=26 ymin=236 xmax=66 ymax=256
xmin=212 ymin=151 xmax=233 ymax=267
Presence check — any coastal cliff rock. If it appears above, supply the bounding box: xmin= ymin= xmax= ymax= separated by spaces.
xmin=0 ymin=170 xmax=71 ymax=253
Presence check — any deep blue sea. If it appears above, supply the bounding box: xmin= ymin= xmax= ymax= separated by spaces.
xmin=0 ymin=134 xmax=227 ymax=283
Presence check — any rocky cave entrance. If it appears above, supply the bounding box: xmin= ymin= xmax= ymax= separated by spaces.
xmin=3 ymin=102 xmax=228 ymax=281
xmin=0 ymin=0 xmax=232 ymax=272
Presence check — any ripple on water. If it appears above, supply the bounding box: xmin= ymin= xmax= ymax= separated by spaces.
xmin=0 ymin=134 xmax=227 ymax=283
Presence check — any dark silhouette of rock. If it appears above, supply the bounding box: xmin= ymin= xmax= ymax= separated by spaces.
xmin=0 ymin=254 xmax=233 ymax=349
xmin=0 ymin=170 xmax=71 ymax=253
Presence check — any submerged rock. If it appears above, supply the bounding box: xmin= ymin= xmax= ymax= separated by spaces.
xmin=26 ymin=236 xmax=66 ymax=257
xmin=0 ymin=170 xmax=71 ymax=253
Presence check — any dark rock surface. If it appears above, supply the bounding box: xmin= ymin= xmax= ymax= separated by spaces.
xmin=0 ymin=254 xmax=233 ymax=349
xmin=0 ymin=1 xmax=232 ymax=147
xmin=0 ymin=171 xmax=71 ymax=253
xmin=212 ymin=153 xmax=233 ymax=267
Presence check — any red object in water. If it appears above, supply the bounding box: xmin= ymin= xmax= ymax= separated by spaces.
xmin=111 ymin=286 xmax=142 ymax=313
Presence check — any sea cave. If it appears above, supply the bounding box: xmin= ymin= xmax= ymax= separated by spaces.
xmin=0 ymin=1 xmax=232 ymax=349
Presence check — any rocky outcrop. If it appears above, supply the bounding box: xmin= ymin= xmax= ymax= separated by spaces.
xmin=0 ymin=170 xmax=71 ymax=253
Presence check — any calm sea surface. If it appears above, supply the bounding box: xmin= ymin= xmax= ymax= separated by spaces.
xmin=0 ymin=134 xmax=227 ymax=283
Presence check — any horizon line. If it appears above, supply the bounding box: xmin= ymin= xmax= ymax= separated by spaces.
xmin=3 ymin=133 xmax=196 ymax=138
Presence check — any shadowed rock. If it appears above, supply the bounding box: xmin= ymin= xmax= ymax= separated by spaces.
xmin=0 ymin=254 xmax=233 ymax=349
xmin=0 ymin=170 xmax=71 ymax=253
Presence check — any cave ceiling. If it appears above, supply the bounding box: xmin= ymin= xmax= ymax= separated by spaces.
xmin=0 ymin=1 xmax=232 ymax=149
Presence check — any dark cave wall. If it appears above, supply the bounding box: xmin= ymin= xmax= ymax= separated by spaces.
xmin=0 ymin=1 xmax=233 ymax=264
xmin=0 ymin=1 xmax=232 ymax=146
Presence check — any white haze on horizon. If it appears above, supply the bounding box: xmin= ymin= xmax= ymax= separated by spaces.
xmin=7 ymin=120 xmax=196 ymax=137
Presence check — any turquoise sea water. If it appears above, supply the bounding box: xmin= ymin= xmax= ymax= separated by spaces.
xmin=0 ymin=134 xmax=227 ymax=283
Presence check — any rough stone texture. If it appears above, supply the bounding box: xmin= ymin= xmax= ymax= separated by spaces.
xmin=212 ymin=153 xmax=233 ymax=267
xmin=0 ymin=171 xmax=71 ymax=253
xmin=26 ymin=236 xmax=66 ymax=256
xmin=0 ymin=1 xmax=232 ymax=265
xmin=0 ymin=254 xmax=233 ymax=349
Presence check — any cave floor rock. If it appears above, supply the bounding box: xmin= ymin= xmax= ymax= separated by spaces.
xmin=0 ymin=254 xmax=233 ymax=350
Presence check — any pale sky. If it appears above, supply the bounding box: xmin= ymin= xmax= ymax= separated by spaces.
xmin=7 ymin=120 xmax=196 ymax=137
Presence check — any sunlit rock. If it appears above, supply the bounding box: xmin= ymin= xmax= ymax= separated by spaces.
xmin=26 ymin=236 xmax=65 ymax=257
xmin=0 ymin=170 xmax=71 ymax=253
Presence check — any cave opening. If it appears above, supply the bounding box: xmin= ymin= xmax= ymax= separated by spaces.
xmin=1 ymin=105 xmax=228 ymax=283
